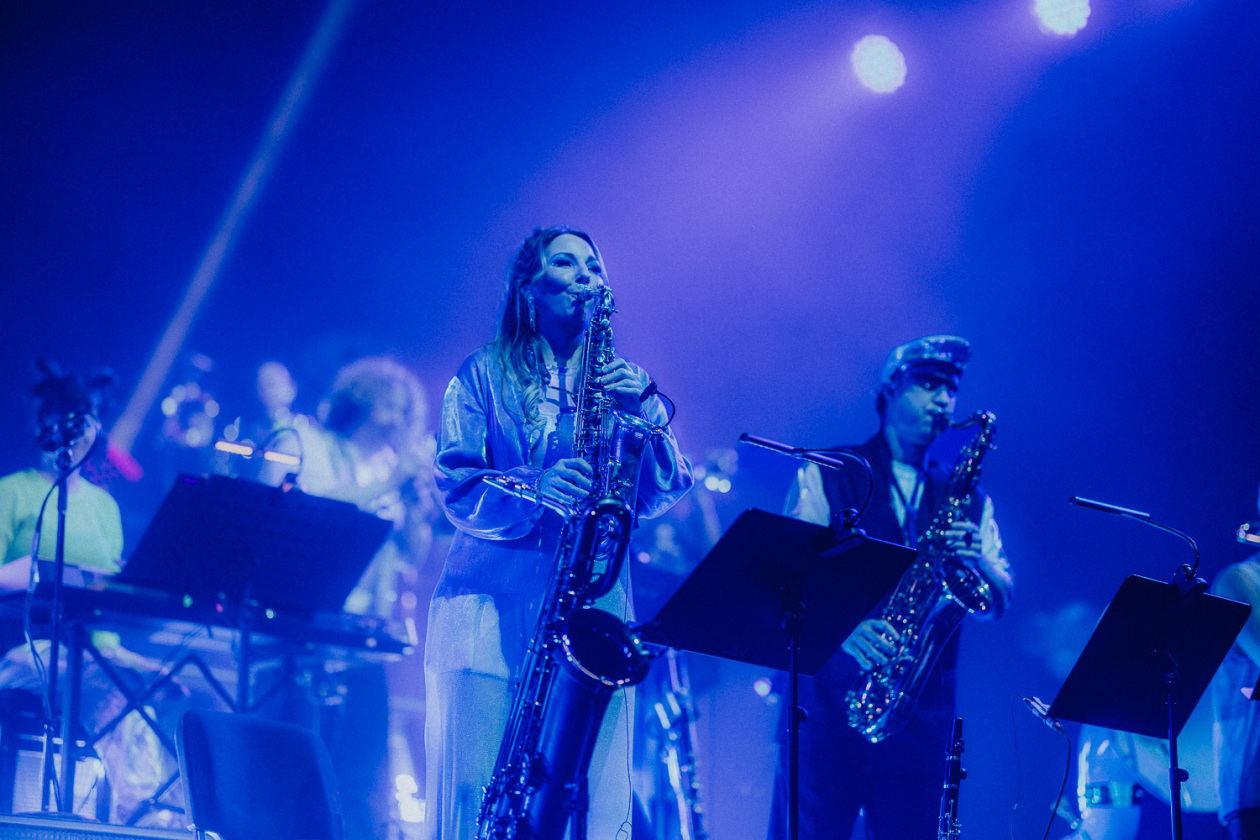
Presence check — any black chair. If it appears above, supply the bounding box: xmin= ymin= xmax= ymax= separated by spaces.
xmin=177 ymin=709 xmax=343 ymax=840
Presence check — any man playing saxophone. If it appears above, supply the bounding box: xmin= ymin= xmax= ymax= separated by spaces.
xmin=423 ymin=226 xmax=693 ymax=840
xmin=767 ymin=335 xmax=1013 ymax=840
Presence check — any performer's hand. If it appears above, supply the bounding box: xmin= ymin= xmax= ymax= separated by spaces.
xmin=538 ymin=458 xmax=594 ymax=506
xmin=599 ymin=358 xmax=651 ymax=413
xmin=841 ymin=618 xmax=901 ymax=669
xmin=942 ymin=521 xmax=983 ymax=568
xmin=0 ymin=555 xmax=32 ymax=594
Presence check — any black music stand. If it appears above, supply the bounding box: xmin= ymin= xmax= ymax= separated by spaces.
xmin=120 ymin=474 xmax=390 ymax=704
xmin=1047 ymin=574 xmax=1250 ymax=840
xmin=640 ymin=508 xmax=915 ymax=840
xmin=120 ymin=473 xmax=391 ymax=616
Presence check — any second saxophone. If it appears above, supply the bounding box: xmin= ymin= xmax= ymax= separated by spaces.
xmin=845 ymin=411 xmax=1000 ymax=743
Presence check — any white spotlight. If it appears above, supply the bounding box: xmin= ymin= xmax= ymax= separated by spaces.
xmin=851 ymin=35 xmax=907 ymax=94
xmin=1033 ymin=0 xmax=1090 ymax=36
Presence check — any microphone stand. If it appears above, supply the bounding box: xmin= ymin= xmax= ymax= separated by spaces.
xmin=1068 ymin=495 xmax=1207 ymax=840
xmin=738 ymin=433 xmax=850 ymax=473
xmin=40 ymin=446 xmax=74 ymax=814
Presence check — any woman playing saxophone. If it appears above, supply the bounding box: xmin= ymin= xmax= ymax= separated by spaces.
xmin=423 ymin=226 xmax=693 ymax=840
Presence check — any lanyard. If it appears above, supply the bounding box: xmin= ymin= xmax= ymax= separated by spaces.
xmin=889 ymin=467 xmax=925 ymax=546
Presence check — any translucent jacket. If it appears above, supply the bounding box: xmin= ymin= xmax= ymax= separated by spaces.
xmin=433 ymin=342 xmax=693 ymax=603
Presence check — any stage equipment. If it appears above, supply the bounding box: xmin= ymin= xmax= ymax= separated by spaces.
xmin=647 ymin=648 xmax=706 ymax=840
xmin=0 ymin=813 xmax=185 ymax=840
xmin=8 ymin=473 xmax=401 ymax=825
xmin=1238 ymin=520 xmax=1260 ymax=546
xmin=1047 ymin=494 xmax=1249 ymax=840
xmin=30 ymin=404 xmax=102 ymax=815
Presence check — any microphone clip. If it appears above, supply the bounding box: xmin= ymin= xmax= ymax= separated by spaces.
xmin=1172 ymin=563 xmax=1208 ymax=611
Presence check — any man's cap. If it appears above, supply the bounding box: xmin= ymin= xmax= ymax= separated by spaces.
xmin=880 ymin=335 xmax=972 ymax=387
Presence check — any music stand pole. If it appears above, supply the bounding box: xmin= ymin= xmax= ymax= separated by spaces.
xmin=1156 ymin=651 xmax=1186 ymax=840
xmin=782 ymin=573 xmax=804 ymax=840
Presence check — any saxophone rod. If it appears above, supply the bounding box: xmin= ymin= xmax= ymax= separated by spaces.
xmin=738 ymin=433 xmax=846 ymax=471
xmin=483 ymin=474 xmax=576 ymax=518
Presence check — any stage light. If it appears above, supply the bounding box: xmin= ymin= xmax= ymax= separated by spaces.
xmin=1033 ymin=0 xmax=1090 ymax=36
xmin=395 ymin=774 xmax=425 ymax=823
xmin=214 ymin=440 xmax=252 ymax=457
xmin=851 ymin=35 xmax=907 ymax=94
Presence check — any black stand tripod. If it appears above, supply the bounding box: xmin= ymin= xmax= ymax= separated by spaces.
xmin=641 ymin=508 xmax=914 ymax=840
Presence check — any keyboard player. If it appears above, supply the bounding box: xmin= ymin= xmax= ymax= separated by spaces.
xmin=0 ymin=360 xmax=174 ymax=825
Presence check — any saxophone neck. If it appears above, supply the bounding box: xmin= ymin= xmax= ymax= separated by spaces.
xmin=948 ymin=410 xmax=995 ymax=430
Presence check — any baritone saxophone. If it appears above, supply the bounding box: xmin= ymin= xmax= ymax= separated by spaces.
xmin=477 ymin=285 xmax=659 ymax=840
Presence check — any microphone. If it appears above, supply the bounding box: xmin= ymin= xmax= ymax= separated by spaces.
xmin=1239 ymin=521 xmax=1260 ymax=545
xmin=1022 ymin=696 xmax=1066 ymax=734
xmin=37 ymin=412 xmax=95 ymax=453
xmin=1068 ymin=496 xmax=1150 ymax=520
xmin=738 ymin=433 xmax=846 ymax=470
xmin=1071 ymin=495 xmax=1204 ymax=598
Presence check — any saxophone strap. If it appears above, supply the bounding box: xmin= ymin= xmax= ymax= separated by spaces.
xmin=888 ymin=464 xmax=925 ymax=546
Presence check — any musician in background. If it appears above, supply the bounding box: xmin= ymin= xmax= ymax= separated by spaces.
xmin=424 ymin=226 xmax=692 ymax=839
xmin=0 ymin=362 xmax=121 ymax=592
xmin=769 ymin=335 xmax=1013 ymax=840
xmin=296 ymin=355 xmax=436 ymax=617
xmin=286 ymin=355 xmax=437 ymax=840
xmin=242 ymin=360 xmax=305 ymax=486
xmin=0 ymin=361 xmax=170 ymax=825
xmin=1211 ymin=484 xmax=1260 ymax=839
